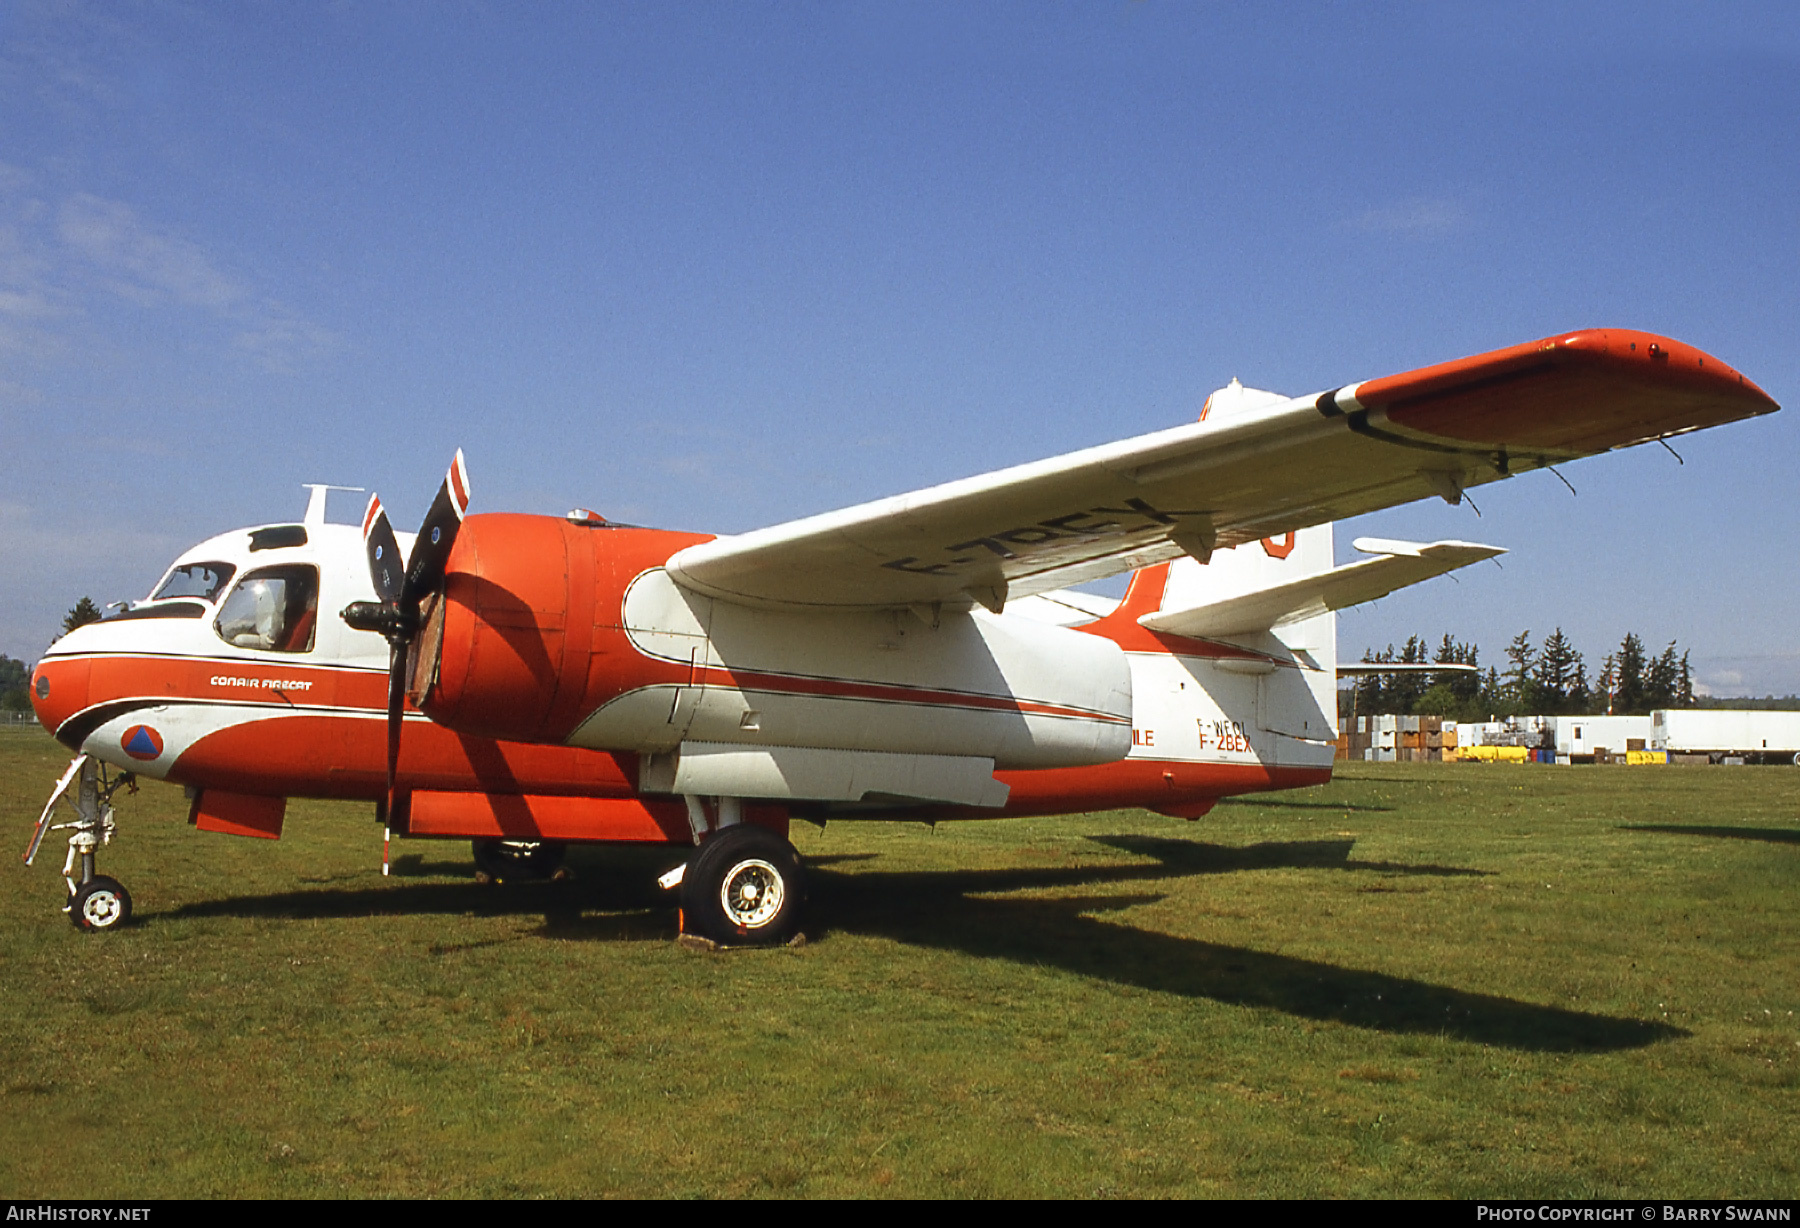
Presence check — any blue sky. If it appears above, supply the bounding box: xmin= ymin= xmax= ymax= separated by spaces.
xmin=3 ymin=2 xmax=1797 ymax=694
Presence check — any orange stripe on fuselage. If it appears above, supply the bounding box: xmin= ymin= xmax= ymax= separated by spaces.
xmin=686 ymin=663 xmax=1129 ymax=723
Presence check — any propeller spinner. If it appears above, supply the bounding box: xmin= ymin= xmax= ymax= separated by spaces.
xmin=341 ymin=450 xmax=470 ymax=822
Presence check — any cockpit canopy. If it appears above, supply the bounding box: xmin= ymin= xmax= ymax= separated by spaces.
xmin=136 ymin=553 xmax=321 ymax=654
xmin=212 ymin=564 xmax=319 ymax=653
xmin=151 ymin=562 xmax=236 ymax=603
xmin=112 ymin=509 xmax=368 ymax=655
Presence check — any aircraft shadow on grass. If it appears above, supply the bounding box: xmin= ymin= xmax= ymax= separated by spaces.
xmin=160 ymin=834 xmax=1678 ymax=1053
xmin=1215 ymin=797 xmax=1395 ymax=813
xmin=1619 ymin=823 xmax=1800 ymax=846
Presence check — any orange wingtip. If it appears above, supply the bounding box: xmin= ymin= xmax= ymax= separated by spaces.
xmin=1355 ymin=329 xmax=1778 ymax=454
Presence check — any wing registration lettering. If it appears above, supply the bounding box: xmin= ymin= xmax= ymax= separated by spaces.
xmin=880 ymin=497 xmax=1213 ymax=577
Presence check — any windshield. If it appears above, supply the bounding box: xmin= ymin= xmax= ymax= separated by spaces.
xmin=152 ymin=562 xmax=237 ymax=603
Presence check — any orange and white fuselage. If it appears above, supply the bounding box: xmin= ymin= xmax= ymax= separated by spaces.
xmin=30 ymin=504 xmax=1335 ymax=845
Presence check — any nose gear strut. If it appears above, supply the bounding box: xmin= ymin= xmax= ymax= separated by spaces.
xmin=23 ymin=755 xmax=138 ymax=930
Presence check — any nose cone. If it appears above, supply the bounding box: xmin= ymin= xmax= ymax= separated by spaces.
xmin=31 ymin=657 xmax=91 ymax=749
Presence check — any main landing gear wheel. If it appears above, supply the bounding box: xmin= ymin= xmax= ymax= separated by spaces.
xmin=471 ymin=838 xmax=566 ymax=882
xmin=69 ymin=876 xmax=132 ymax=932
xmin=681 ymin=824 xmax=806 ymax=947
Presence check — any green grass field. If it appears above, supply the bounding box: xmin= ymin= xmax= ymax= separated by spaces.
xmin=1 ymin=727 xmax=1795 ymax=1198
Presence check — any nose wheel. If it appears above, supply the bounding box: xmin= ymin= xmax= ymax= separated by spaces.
xmin=70 ymin=876 xmax=132 ymax=931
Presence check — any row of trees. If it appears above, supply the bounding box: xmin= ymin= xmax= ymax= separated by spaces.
xmin=0 ymin=655 xmax=28 ymax=712
xmin=1351 ymin=629 xmax=1695 ymax=723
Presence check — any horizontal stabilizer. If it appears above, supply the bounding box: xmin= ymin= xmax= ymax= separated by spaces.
xmin=1140 ymin=538 xmax=1504 ymax=639
xmin=1337 ymin=661 xmax=1479 ymax=676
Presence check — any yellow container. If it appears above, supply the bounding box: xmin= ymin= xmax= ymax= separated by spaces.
xmin=1456 ymin=745 xmax=1527 ymax=763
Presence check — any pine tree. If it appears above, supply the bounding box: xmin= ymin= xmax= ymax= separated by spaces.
xmin=1534 ymin=628 xmax=1583 ymax=714
xmin=61 ymin=598 xmax=102 ymax=635
xmin=1390 ymin=634 xmax=1429 ymax=714
xmin=1614 ymin=634 xmax=1648 ymax=714
xmin=0 ymin=655 xmax=29 ymax=711
xmin=1479 ymin=666 xmax=1504 ymax=718
xmin=1355 ymin=645 xmax=1396 ymax=716
xmin=1569 ymin=660 xmax=1591 ymax=713
xmin=1433 ymin=634 xmax=1481 ymax=702
xmin=1645 ymin=642 xmax=1683 ymax=711
xmin=1505 ymin=632 xmax=1537 ymax=712
xmin=1407 ymin=635 xmax=1482 ymax=721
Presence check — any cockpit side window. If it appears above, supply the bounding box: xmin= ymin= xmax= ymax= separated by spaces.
xmin=213 ymin=565 xmax=320 ymax=653
xmin=152 ymin=562 xmax=237 ymax=603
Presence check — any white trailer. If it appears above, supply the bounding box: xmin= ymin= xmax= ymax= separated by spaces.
xmin=1651 ymin=710 xmax=1800 ymax=764
xmin=1555 ymin=715 xmax=1653 ymax=761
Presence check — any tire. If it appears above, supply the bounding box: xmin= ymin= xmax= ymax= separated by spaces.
xmin=70 ymin=876 xmax=132 ymax=931
xmin=681 ymin=824 xmax=805 ymax=946
xmin=471 ymin=838 xmax=566 ymax=881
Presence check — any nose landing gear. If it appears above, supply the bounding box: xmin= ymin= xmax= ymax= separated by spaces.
xmin=24 ymin=755 xmax=137 ymax=930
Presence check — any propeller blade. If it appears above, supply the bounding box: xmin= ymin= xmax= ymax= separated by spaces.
xmin=401 ymin=450 xmax=470 ymax=609
xmin=384 ymin=640 xmax=406 ymax=824
xmin=351 ymin=454 xmax=470 ymax=832
xmin=362 ymin=494 xmax=404 ymax=605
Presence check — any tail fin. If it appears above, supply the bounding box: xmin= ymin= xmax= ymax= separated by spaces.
xmin=1083 ymin=523 xmax=1339 ymax=666
xmin=1075 ymin=523 xmax=1496 ymax=766
xmin=1159 ymin=524 xmax=1336 ymax=618
xmin=1083 ymin=525 xmax=1342 ymax=763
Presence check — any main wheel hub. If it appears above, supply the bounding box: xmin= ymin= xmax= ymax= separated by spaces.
xmin=721 ymin=859 xmax=784 ymax=929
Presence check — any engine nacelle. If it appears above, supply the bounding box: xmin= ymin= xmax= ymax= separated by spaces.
xmin=416 ymin=513 xmax=1134 ymax=771
xmin=414 ymin=514 xmax=697 ymax=742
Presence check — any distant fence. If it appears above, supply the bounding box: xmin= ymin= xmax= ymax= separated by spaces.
xmin=1 ymin=711 xmax=39 ymax=728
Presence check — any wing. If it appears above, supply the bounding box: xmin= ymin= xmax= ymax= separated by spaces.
xmin=667 ymin=329 xmax=1776 ymax=613
xmin=1139 ymin=537 xmax=1504 ymax=640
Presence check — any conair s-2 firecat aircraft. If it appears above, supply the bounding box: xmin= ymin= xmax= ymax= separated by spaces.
xmin=25 ymin=329 xmax=1778 ymax=942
